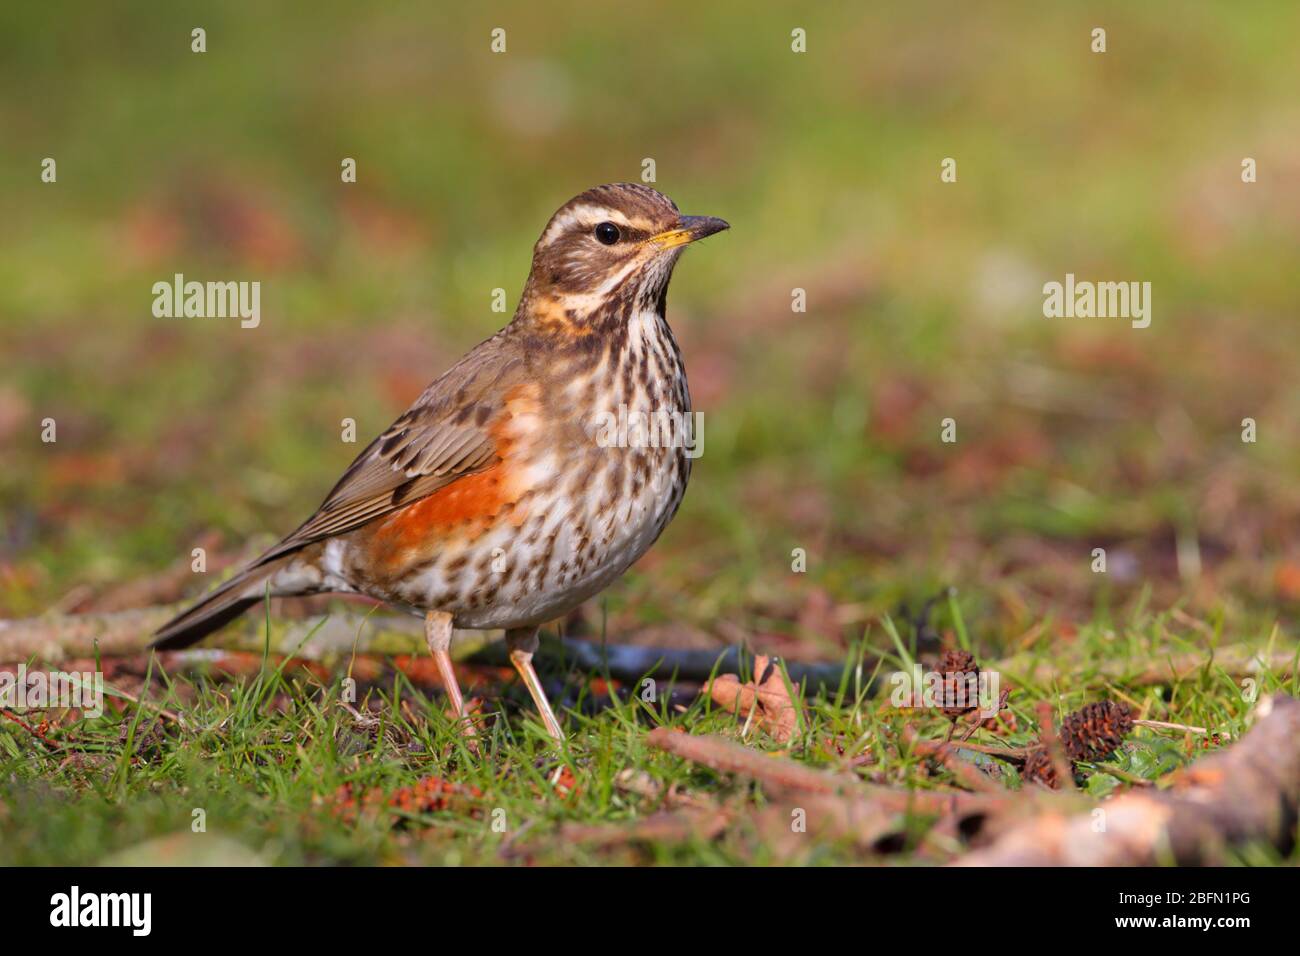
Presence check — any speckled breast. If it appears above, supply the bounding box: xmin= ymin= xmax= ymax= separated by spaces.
xmin=336 ymin=307 xmax=693 ymax=631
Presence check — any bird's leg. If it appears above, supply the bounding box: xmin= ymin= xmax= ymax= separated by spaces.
xmin=505 ymin=627 xmax=564 ymax=743
xmin=425 ymin=611 xmax=476 ymax=741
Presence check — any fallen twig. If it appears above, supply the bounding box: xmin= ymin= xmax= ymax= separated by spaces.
xmin=646 ymin=727 xmax=857 ymax=795
xmin=1133 ymin=717 xmax=1224 ymax=738
xmin=956 ymin=694 xmax=1300 ymax=865
xmin=906 ymin=733 xmax=1006 ymax=793
xmin=1035 ymin=701 xmax=1078 ymax=792
xmin=0 ymin=709 xmax=61 ymax=752
xmin=645 ymin=727 xmax=1019 ymax=819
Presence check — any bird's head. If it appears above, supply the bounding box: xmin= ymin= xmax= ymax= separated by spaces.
xmin=519 ymin=183 xmax=728 ymax=330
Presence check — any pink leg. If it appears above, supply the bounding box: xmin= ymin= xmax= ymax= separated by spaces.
xmin=506 ymin=627 xmax=564 ymax=742
xmin=425 ymin=611 xmax=476 ymax=741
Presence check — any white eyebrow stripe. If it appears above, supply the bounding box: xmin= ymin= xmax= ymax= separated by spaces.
xmin=539 ymin=204 xmax=634 ymax=246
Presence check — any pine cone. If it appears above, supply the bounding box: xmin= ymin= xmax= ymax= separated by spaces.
xmin=1059 ymin=701 xmax=1133 ymax=762
xmin=938 ymin=648 xmax=979 ymax=717
xmin=1021 ymin=746 xmax=1060 ymax=788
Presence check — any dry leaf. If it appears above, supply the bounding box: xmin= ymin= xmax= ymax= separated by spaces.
xmin=705 ymin=654 xmax=804 ymax=742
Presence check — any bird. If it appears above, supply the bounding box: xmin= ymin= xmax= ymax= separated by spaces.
xmin=151 ymin=182 xmax=728 ymax=743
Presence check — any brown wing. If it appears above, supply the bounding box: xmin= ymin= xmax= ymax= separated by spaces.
xmin=150 ymin=331 xmax=528 ymax=651
xmin=255 ymin=331 xmax=524 ymax=566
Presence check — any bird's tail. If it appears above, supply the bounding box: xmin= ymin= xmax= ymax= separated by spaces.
xmin=150 ymin=556 xmax=292 ymax=651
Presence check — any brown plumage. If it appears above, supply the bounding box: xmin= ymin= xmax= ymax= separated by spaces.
xmin=151 ymin=183 xmax=728 ymax=741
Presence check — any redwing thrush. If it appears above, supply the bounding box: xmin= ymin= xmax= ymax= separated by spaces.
xmin=152 ymin=183 xmax=728 ymax=742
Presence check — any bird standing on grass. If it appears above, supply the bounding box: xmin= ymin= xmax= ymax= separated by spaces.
xmin=151 ymin=183 xmax=729 ymax=743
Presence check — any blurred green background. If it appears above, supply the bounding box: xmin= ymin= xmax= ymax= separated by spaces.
xmin=3 ymin=1 xmax=1300 ymax=653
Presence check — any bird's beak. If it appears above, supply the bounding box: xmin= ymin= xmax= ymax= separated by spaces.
xmin=648 ymin=215 xmax=731 ymax=250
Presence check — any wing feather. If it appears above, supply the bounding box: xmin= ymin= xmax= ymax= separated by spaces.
xmin=248 ymin=333 xmax=524 ymax=568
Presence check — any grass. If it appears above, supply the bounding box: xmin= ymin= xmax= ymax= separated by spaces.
xmin=2 ymin=595 xmax=1296 ymax=866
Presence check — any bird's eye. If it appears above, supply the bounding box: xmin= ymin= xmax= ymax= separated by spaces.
xmin=594 ymin=221 xmax=621 ymax=245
